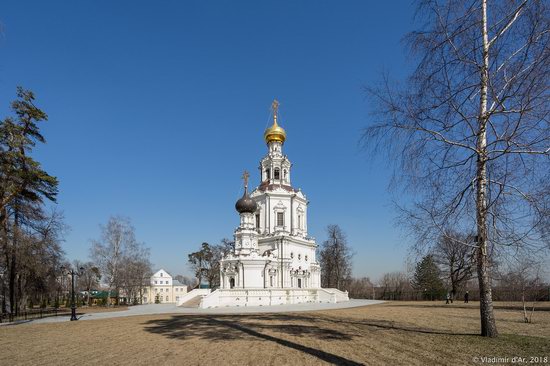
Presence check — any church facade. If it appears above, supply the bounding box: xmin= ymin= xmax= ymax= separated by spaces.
xmin=186 ymin=101 xmax=348 ymax=308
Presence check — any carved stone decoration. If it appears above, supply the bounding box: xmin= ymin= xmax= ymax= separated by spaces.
xmin=274 ymin=200 xmax=287 ymax=211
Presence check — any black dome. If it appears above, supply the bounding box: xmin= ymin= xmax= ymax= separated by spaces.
xmin=235 ymin=188 xmax=257 ymax=214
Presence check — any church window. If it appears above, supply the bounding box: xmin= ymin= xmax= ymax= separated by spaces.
xmin=290 ymin=252 xmax=294 ymax=259
xmin=265 ymin=169 xmax=271 ymax=180
xmin=255 ymin=214 xmax=260 ymax=228
xmin=277 ymin=212 xmax=284 ymax=227
xmin=305 ymin=255 xmax=308 ymax=261
xmin=274 ymin=168 xmax=280 ymax=180
xmin=298 ymin=215 xmax=302 ymax=229
xmin=284 ymin=169 xmax=287 ymax=179
xmin=298 ymin=254 xmax=301 ymax=260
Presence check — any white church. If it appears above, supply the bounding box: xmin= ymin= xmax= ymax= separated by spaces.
xmin=178 ymin=101 xmax=348 ymax=308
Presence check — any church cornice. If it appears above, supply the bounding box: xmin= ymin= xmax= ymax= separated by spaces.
xmin=256 ymin=181 xmax=298 ymax=193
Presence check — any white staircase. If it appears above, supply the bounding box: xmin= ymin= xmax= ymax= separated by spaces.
xmin=176 ymin=289 xmax=211 ymax=307
xmin=317 ymin=288 xmax=350 ymax=303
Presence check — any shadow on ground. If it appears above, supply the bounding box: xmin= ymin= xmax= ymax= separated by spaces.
xmin=143 ymin=312 xmax=477 ymax=365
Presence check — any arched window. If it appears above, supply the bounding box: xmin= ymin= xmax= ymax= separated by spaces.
xmin=284 ymin=169 xmax=287 ymax=179
xmin=274 ymin=168 xmax=280 ymax=180
xmin=265 ymin=169 xmax=271 ymax=180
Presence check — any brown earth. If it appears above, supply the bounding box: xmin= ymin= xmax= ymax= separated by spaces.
xmin=1 ymin=301 xmax=548 ymax=366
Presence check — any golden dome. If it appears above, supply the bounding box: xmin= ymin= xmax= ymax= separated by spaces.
xmin=264 ymin=99 xmax=286 ymax=144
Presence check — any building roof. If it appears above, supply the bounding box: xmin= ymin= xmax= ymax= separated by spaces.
xmin=235 ymin=186 xmax=258 ymax=214
xmin=90 ymin=290 xmax=119 ymax=299
xmin=153 ymin=268 xmax=173 ymax=278
xmin=172 ymin=280 xmax=185 ymax=286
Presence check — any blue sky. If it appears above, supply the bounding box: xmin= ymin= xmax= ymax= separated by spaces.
xmin=0 ymin=1 xmax=416 ymax=279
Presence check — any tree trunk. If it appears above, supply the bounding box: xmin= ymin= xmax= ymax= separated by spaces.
xmin=521 ymin=288 xmax=529 ymax=323
xmin=87 ymin=284 xmax=91 ymax=306
xmin=0 ymin=209 xmax=8 ymax=314
xmin=476 ymin=0 xmax=498 ymax=338
xmin=9 ymin=210 xmax=19 ymax=315
xmin=8 ymin=251 xmax=15 ymax=314
xmin=451 ymin=283 xmax=458 ymax=301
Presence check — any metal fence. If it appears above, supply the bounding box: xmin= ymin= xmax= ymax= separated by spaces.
xmin=0 ymin=308 xmax=70 ymax=324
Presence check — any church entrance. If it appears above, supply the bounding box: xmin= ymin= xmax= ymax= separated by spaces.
xmin=229 ymin=278 xmax=235 ymax=289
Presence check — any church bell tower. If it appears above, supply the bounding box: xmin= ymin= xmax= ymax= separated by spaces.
xmin=234 ymin=171 xmax=259 ymax=256
xmin=260 ymin=100 xmax=292 ymax=186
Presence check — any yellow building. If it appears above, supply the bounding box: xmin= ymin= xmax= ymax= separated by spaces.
xmin=141 ymin=269 xmax=188 ymax=304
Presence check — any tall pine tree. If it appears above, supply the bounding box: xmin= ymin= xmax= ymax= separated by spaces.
xmin=411 ymin=255 xmax=445 ymax=301
xmin=0 ymin=87 xmax=58 ymax=314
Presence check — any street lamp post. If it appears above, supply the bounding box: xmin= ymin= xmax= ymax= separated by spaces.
xmin=61 ymin=266 xmax=84 ymax=321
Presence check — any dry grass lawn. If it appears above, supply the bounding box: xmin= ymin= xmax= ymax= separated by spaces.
xmin=1 ymin=301 xmax=548 ymax=365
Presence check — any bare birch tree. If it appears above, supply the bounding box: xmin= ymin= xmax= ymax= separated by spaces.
xmin=363 ymin=0 xmax=549 ymax=337
xmin=118 ymin=245 xmax=152 ymax=304
xmin=90 ymin=216 xmax=141 ymax=306
xmin=496 ymin=256 xmax=545 ymax=323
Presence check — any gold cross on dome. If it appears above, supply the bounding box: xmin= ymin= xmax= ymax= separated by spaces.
xmin=241 ymin=170 xmax=250 ymax=189
xmin=271 ymin=99 xmax=279 ymax=120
